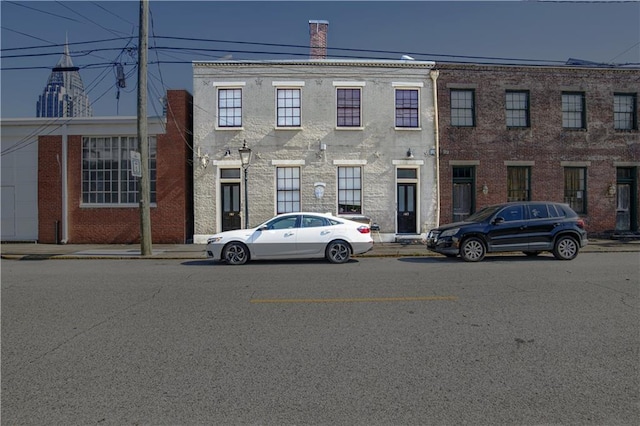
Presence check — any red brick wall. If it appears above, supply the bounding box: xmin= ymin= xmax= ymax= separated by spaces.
xmin=37 ymin=135 xmax=63 ymax=242
xmin=436 ymin=64 xmax=639 ymax=235
xmin=37 ymin=90 xmax=193 ymax=244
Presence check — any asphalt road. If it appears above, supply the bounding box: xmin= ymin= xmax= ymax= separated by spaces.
xmin=2 ymin=253 xmax=639 ymax=425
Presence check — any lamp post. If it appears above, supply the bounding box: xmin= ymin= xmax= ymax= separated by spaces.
xmin=238 ymin=140 xmax=253 ymax=228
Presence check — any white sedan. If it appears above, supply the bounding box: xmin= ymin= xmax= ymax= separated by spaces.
xmin=206 ymin=212 xmax=374 ymax=265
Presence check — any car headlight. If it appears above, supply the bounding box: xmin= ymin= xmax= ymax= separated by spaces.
xmin=439 ymin=228 xmax=460 ymax=238
xmin=207 ymin=237 xmax=223 ymax=244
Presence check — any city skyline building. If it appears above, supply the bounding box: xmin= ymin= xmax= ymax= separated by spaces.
xmin=36 ymin=37 xmax=92 ymax=118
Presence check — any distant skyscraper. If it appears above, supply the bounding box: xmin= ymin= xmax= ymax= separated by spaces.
xmin=37 ymin=38 xmax=92 ymax=117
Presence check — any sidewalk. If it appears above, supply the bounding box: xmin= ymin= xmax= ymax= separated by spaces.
xmin=1 ymin=238 xmax=639 ymax=260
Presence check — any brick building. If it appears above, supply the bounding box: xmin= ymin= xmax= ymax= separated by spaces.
xmin=1 ymin=90 xmax=193 ymax=244
xmin=434 ymin=64 xmax=639 ymax=236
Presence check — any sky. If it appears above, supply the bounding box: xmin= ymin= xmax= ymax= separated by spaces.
xmin=1 ymin=1 xmax=639 ymax=118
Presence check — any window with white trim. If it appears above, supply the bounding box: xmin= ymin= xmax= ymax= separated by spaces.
xmin=338 ymin=166 xmax=362 ymax=214
xmin=395 ymin=89 xmax=419 ymax=128
xmin=218 ymin=88 xmax=242 ymax=127
xmin=276 ymin=88 xmax=301 ymax=127
xmin=337 ymin=88 xmax=361 ymax=127
xmin=276 ymin=167 xmax=300 ymax=213
xmin=82 ymin=136 xmax=156 ymax=205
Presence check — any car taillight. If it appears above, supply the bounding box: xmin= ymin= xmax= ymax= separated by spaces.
xmin=357 ymin=226 xmax=371 ymax=234
xmin=576 ymin=219 xmax=585 ymax=229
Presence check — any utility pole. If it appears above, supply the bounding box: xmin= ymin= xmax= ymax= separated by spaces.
xmin=137 ymin=0 xmax=152 ymax=255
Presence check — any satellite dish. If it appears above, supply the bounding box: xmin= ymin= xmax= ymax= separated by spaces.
xmin=401 ymin=55 xmax=415 ymax=60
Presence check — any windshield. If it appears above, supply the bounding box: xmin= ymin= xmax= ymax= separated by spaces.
xmin=465 ymin=205 xmax=502 ymax=222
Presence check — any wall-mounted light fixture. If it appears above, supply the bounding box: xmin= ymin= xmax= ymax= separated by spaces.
xmin=608 ymin=183 xmax=617 ymax=197
xmin=428 ymin=147 xmax=436 ymax=156
xmin=482 ymin=183 xmax=489 ymax=195
xmin=197 ymin=147 xmax=210 ymax=169
xmin=316 ymin=141 xmax=327 ymax=159
xmin=406 ymin=148 xmax=414 ymax=159
xmin=223 ymin=148 xmax=231 ymax=158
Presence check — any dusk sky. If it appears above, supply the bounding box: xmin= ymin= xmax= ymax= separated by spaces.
xmin=1 ymin=1 xmax=639 ymax=118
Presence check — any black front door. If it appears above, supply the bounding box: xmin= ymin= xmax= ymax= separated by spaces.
xmin=221 ymin=182 xmax=241 ymax=231
xmin=616 ymin=167 xmax=637 ymax=232
xmin=397 ymin=183 xmax=417 ymax=234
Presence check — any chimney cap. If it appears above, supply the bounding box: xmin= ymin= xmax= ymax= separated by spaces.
xmin=309 ymin=19 xmax=329 ymax=25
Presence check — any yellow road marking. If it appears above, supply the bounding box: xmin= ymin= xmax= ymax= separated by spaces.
xmin=250 ymin=296 xmax=458 ymax=304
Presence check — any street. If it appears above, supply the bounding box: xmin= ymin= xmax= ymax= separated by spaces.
xmin=2 ymin=253 xmax=639 ymax=425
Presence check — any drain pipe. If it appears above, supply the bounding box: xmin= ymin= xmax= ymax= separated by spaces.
xmin=430 ymin=69 xmax=441 ymax=227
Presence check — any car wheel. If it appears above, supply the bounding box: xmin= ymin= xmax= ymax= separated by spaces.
xmin=523 ymin=251 xmax=540 ymax=257
xmin=223 ymin=242 xmax=249 ymax=265
xmin=460 ymin=237 xmax=486 ymax=262
xmin=553 ymin=236 xmax=579 ymax=260
xmin=326 ymin=240 xmax=350 ymax=264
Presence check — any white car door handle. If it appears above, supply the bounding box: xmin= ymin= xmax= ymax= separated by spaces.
xmin=320 ymin=230 xmax=331 ymax=235
xmin=284 ymin=232 xmax=295 ymax=237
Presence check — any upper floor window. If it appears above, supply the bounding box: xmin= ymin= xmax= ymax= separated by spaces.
xmin=82 ymin=136 xmax=156 ymax=205
xmin=451 ymin=89 xmax=475 ymax=127
xmin=507 ymin=166 xmax=530 ymax=202
xmin=276 ymin=167 xmax=300 ymax=213
xmin=614 ymin=93 xmax=637 ymax=131
xmin=276 ymin=88 xmax=301 ymax=127
xmin=564 ymin=167 xmax=586 ymax=214
xmin=562 ymin=92 xmax=586 ymax=129
xmin=218 ymin=88 xmax=242 ymax=127
xmin=338 ymin=166 xmax=362 ymax=214
xmin=337 ymin=88 xmax=362 ymax=127
xmin=395 ymin=89 xmax=419 ymax=128
xmin=506 ymin=91 xmax=530 ymax=128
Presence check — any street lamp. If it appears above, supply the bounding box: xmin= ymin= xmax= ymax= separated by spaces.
xmin=238 ymin=140 xmax=252 ymax=228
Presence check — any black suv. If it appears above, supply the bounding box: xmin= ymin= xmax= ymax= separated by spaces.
xmin=426 ymin=202 xmax=588 ymax=262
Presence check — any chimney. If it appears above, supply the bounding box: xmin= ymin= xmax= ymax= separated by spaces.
xmin=309 ymin=20 xmax=329 ymax=59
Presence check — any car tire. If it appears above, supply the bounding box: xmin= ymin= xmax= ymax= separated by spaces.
xmin=460 ymin=237 xmax=486 ymax=262
xmin=326 ymin=240 xmax=350 ymax=264
xmin=553 ymin=236 xmax=579 ymax=260
xmin=223 ymin=242 xmax=249 ymax=265
xmin=523 ymin=251 xmax=540 ymax=257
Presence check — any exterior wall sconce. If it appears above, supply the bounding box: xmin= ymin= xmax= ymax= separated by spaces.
xmin=608 ymin=183 xmax=617 ymax=197
xmin=197 ymin=146 xmax=209 ymax=169
xmin=482 ymin=183 xmax=489 ymax=195
xmin=316 ymin=141 xmax=327 ymax=159
xmin=406 ymin=148 xmax=414 ymax=159
xmin=428 ymin=147 xmax=436 ymax=156
xmin=223 ymin=148 xmax=231 ymax=158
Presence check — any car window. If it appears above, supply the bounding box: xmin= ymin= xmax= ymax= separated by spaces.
xmin=302 ymin=215 xmax=327 ymax=228
xmin=528 ymin=204 xmax=549 ymax=219
xmin=498 ymin=205 xmax=524 ymax=222
xmin=266 ymin=216 xmax=298 ymax=230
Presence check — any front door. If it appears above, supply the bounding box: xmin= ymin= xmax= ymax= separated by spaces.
xmin=453 ymin=166 xmax=475 ymax=222
xmin=615 ymin=167 xmax=637 ymax=232
xmin=397 ymin=183 xmax=417 ymax=234
xmin=221 ymin=182 xmax=241 ymax=231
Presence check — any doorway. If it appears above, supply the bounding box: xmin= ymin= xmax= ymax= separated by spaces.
xmin=220 ymin=168 xmax=242 ymax=232
xmin=615 ymin=167 xmax=638 ymax=232
xmin=453 ymin=166 xmax=475 ymax=222
xmin=397 ymin=168 xmax=418 ymax=234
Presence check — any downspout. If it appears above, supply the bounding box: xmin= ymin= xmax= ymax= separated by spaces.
xmin=430 ymin=69 xmax=441 ymax=227
xmin=61 ymin=124 xmax=68 ymax=243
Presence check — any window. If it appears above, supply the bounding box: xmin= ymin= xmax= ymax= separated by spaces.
xmin=276 ymin=167 xmax=300 ymax=213
xmin=302 ymin=215 xmax=329 ymax=228
xmin=218 ymin=88 xmax=242 ymax=127
xmin=506 ymin=91 xmax=530 ymax=128
xmin=562 ymin=92 xmax=586 ymax=129
xmin=527 ymin=204 xmax=549 ymax=219
xmin=337 ymin=88 xmax=361 ymax=127
xmin=507 ymin=166 xmax=530 ymax=201
xmin=614 ymin=93 xmax=637 ymax=131
xmin=82 ymin=136 xmax=156 ymax=205
xmin=338 ymin=167 xmax=362 ymax=214
xmin=395 ymin=89 xmax=419 ymax=128
xmin=276 ymin=88 xmax=301 ymax=127
xmin=451 ymin=89 xmax=475 ymax=127
xmin=564 ymin=167 xmax=586 ymax=214
xmin=499 ymin=205 xmax=524 ymax=222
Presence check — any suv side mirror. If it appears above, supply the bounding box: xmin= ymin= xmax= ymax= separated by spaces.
xmin=492 ymin=217 xmax=505 ymax=225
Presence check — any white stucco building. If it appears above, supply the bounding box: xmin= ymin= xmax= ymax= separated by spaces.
xmin=192 ymin=58 xmax=440 ymax=243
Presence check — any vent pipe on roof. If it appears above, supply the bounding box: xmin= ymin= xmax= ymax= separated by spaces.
xmin=309 ymin=20 xmax=328 ymax=59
